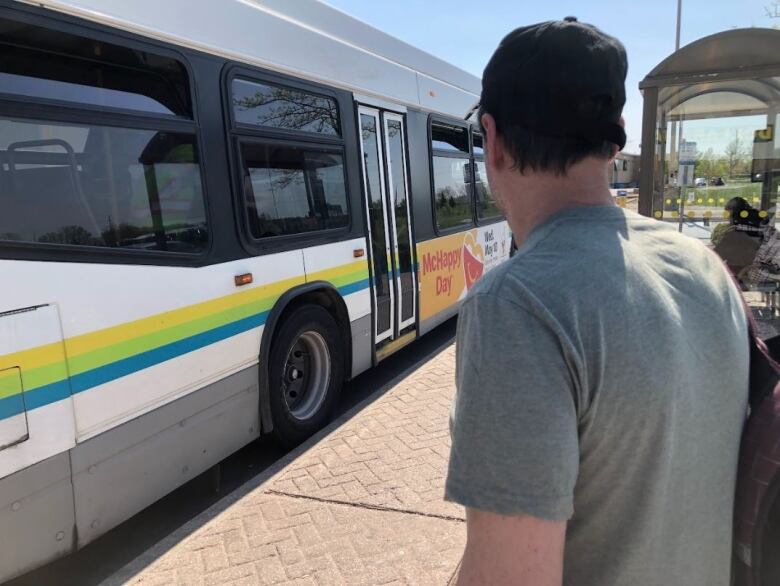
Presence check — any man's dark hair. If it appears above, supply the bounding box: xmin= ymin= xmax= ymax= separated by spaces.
xmin=478 ymin=107 xmax=616 ymax=175
xmin=479 ymin=18 xmax=627 ymax=176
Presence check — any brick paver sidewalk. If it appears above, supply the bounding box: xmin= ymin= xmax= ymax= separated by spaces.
xmin=103 ymin=343 xmax=464 ymax=586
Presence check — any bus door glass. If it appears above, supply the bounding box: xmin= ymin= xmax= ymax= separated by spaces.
xmin=382 ymin=113 xmax=416 ymax=332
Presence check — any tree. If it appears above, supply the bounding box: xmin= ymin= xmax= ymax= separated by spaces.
xmin=696 ymin=148 xmax=727 ymax=180
xmin=38 ymin=225 xmax=99 ymax=246
xmin=724 ymin=134 xmax=750 ymax=178
xmin=696 ymin=148 xmax=715 ymax=179
xmin=438 ymin=189 xmax=451 ymax=211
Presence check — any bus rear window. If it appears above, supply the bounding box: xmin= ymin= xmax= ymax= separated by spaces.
xmin=0 ymin=17 xmax=191 ymax=117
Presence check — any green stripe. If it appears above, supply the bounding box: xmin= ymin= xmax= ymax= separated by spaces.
xmin=0 ymin=369 xmax=22 ymax=400
xmin=8 ymin=362 xmax=69 ymax=398
xmin=327 ymin=268 xmax=370 ymax=289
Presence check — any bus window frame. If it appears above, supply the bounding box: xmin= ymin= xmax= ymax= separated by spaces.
xmin=222 ymin=65 xmax=356 ymax=257
xmin=428 ymin=115 xmax=476 ymax=236
xmin=0 ymin=4 xmax=214 ymax=267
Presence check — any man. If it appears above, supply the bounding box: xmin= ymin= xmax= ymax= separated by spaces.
xmin=446 ymin=18 xmax=749 ymax=586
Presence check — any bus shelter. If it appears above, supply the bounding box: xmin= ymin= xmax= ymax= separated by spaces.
xmin=639 ymin=29 xmax=780 ymax=332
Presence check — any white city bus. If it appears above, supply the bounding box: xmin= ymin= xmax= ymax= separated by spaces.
xmin=0 ymin=0 xmax=511 ymax=580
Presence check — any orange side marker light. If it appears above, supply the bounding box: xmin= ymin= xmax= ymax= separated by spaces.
xmin=234 ymin=273 xmax=253 ymax=287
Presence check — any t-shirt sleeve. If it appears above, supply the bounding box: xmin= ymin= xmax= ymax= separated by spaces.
xmin=445 ymin=291 xmax=579 ymax=521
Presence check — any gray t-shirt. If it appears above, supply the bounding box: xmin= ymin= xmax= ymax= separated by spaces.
xmin=446 ymin=205 xmax=749 ymax=586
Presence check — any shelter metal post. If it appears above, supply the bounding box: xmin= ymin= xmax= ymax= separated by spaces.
xmin=639 ymin=85 xmax=658 ymax=218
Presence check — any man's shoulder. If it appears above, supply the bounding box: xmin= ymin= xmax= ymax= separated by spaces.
xmin=465 ymin=256 xmax=537 ymax=312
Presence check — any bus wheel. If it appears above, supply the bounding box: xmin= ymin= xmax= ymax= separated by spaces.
xmin=268 ymin=304 xmax=344 ymax=448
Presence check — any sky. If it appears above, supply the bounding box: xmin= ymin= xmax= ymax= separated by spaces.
xmin=324 ymin=0 xmax=779 ymax=153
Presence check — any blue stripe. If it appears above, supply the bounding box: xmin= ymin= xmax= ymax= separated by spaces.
xmin=0 ymin=392 xmax=25 ymax=419
xmin=338 ymin=279 xmax=370 ymax=297
xmin=0 ymin=379 xmax=71 ymax=418
xmin=70 ymin=310 xmax=269 ymax=394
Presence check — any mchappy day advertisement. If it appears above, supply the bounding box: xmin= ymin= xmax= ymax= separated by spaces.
xmin=417 ymin=223 xmax=512 ymax=321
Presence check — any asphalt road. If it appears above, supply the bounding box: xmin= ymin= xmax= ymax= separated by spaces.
xmin=6 ymin=318 xmax=457 ymax=586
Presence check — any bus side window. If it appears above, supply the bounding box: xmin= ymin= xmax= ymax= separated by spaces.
xmin=0 ymin=16 xmax=207 ymax=255
xmin=228 ymin=75 xmax=350 ymax=243
xmin=239 ymin=143 xmax=348 ymax=239
xmin=430 ymin=120 xmax=474 ymax=231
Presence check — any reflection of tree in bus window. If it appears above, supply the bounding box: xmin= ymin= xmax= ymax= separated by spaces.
xmin=232 ymin=79 xmax=340 ymax=136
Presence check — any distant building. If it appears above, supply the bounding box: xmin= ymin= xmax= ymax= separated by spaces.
xmin=610 ymin=152 xmax=640 ymax=188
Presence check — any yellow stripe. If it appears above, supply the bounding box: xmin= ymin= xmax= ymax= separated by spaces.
xmin=307 ymin=259 xmax=368 ymax=282
xmin=0 ymin=341 xmax=65 ymax=375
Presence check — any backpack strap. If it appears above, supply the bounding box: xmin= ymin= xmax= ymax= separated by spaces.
xmin=728 ymin=260 xmax=780 ymax=410
xmin=743 ymin=296 xmax=780 ymax=410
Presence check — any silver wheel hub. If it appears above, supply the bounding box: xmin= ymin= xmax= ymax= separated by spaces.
xmin=282 ymin=331 xmax=331 ymax=421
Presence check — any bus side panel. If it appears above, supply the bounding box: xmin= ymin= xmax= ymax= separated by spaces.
xmin=70 ymin=365 xmax=259 ymax=548
xmin=0 ymin=451 xmax=75 ymax=584
xmin=68 ymin=235 xmax=374 ymax=548
xmin=417 ymin=222 xmax=512 ymax=336
xmin=0 ymin=252 xmax=304 ymax=442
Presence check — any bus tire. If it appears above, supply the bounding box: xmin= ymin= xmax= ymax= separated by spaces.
xmin=268 ymin=304 xmax=344 ymax=448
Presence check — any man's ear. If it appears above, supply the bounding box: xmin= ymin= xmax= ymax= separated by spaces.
xmin=481 ymin=112 xmax=505 ymax=171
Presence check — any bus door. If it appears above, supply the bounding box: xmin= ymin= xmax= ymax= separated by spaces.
xmin=357 ymin=106 xmax=417 ymax=351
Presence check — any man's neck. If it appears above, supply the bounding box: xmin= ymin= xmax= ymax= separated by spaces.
xmin=502 ymin=159 xmax=615 ymax=245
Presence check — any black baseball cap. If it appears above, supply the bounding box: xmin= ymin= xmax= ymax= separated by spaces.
xmin=480 ymin=17 xmax=628 ymax=150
